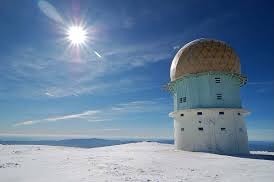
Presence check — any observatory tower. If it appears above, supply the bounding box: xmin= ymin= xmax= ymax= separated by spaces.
xmin=168 ymin=39 xmax=249 ymax=154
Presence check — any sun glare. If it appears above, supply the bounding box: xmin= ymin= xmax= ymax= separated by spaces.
xmin=66 ymin=25 xmax=87 ymax=46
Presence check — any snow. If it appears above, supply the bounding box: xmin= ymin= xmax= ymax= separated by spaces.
xmin=0 ymin=142 xmax=273 ymax=182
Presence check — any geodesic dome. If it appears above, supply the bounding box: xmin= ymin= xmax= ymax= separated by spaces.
xmin=170 ymin=38 xmax=241 ymax=81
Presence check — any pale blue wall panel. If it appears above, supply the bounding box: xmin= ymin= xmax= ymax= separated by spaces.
xmin=172 ymin=73 xmax=242 ymax=110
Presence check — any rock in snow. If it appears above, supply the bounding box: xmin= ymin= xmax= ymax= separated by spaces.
xmin=0 ymin=142 xmax=273 ymax=182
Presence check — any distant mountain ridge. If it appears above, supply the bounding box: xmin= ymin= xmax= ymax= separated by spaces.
xmin=0 ymin=138 xmax=273 ymax=151
xmin=0 ymin=138 xmax=136 ymax=148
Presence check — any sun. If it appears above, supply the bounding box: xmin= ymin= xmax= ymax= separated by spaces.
xmin=66 ymin=25 xmax=88 ymax=46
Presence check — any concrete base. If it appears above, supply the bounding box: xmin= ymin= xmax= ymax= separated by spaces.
xmin=169 ymin=108 xmax=249 ymax=154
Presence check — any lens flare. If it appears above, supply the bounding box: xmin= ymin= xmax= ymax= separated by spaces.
xmin=66 ymin=25 xmax=88 ymax=46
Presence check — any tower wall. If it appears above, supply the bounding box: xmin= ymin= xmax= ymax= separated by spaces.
xmin=171 ymin=73 xmax=242 ymax=111
xmin=170 ymin=108 xmax=249 ymax=154
xmin=169 ymin=72 xmax=249 ymax=154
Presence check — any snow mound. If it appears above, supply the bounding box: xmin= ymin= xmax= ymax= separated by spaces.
xmin=0 ymin=142 xmax=273 ymax=182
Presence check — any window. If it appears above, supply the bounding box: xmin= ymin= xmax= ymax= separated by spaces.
xmin=181 ymin=128 xmax=184 ymax=132
xmin=219 ymin=111 xmax=224 ymax=115
xmin=198 ymin=120 xmax=202 ymax=123
xmin=238 ymin=113 xmax=241 ymax=116
xmin=179 ymin=98 xmax=183 ymax=103
xmin=197 ymin=112 xmax=203 ymax=115
xmin=180 ymin=113 xmax=184 ymax=116
xmin=198 ymin=127 xmax=203 ymax=131
xmin=239 ymin=128 xmax=243 ymax=132
xmin=215 ymin=77 xmax=221 ymax=83
xmin=216 ymin=93 xmax=222 ymax=100
xmin=183 ymin=97 xmax=186 ymax=102
xmin=221 ymin=128 xmax=226 ymax=131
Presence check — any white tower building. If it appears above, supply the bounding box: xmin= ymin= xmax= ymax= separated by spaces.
xmin=168 ymin=39 xmax=249 ymax=154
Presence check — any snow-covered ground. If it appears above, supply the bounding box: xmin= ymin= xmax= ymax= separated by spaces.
xmin=0 ymin=142 xmax=273 ymax=182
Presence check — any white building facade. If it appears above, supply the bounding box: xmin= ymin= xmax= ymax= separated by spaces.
xmin=168 ymin=39 xmax=249 ymax=154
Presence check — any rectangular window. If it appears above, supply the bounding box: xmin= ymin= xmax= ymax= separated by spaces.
xmin=181 ymin=128 xmax=184 ymax=132
xmin=238 ymin=113 xmax=241 ymax=116
xmin=183 ymin=97 xmax=186 ymax=102
xmin=180 ymin=113 xmax=184 ymax=116
xmin=198 ymin=127 xmax=203 ymax=131
xmin=179 ymin=98 xmax=183 ymax=103
xmin=239 ymin=128 xmax=243 ymax=132
xmin=216 ymin=94 xmax=222 ymax=100
xmin=221 ymin=128 xmax=226 ymax=131
xmin=197 ymin=112 xmax=203 ymax=115
xmin=215 ymin=77 xmax=221 ymax=83
xmin=219 ymin=111 xmax=224 ymax=115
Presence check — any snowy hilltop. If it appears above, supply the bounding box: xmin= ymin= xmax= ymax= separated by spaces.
xmin=0 ymin=142 xmax=273 ymax=182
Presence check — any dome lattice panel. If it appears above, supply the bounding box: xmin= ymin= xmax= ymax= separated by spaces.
xmin=170 ymin=39 xmax=241 ymax=81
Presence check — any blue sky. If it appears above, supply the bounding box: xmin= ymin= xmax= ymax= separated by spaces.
xmin=0 ymin=0 xmax=273 ymax=141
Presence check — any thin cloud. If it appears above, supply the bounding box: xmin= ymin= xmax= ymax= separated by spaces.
xmin=13 ymin=120 xmax=42 ymax=126
xmin=46 ymin=110 xmax=100 ymax=121
xmin=247 ymin=81 xmax=274 ymax=94
xmin=13 ymin=110 xmax=101 ymax=127
xmin=38 ymin=0 xmax=64 ymax=24
xmin=103 ymin=128 xmax=121 ymax=131
xmin=13 ymin=99 xmax=171 ymax=127
xmin=173 ymin=45 xmax=180 ymax=50
xmin=45 ymin=92 xmax=55 ymax=97
xmin=247 ymin=81 xmax=274 ymax=85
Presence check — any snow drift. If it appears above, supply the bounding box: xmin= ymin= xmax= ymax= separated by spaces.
xmin=0 ymin=142 xmax=273 ymax=182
